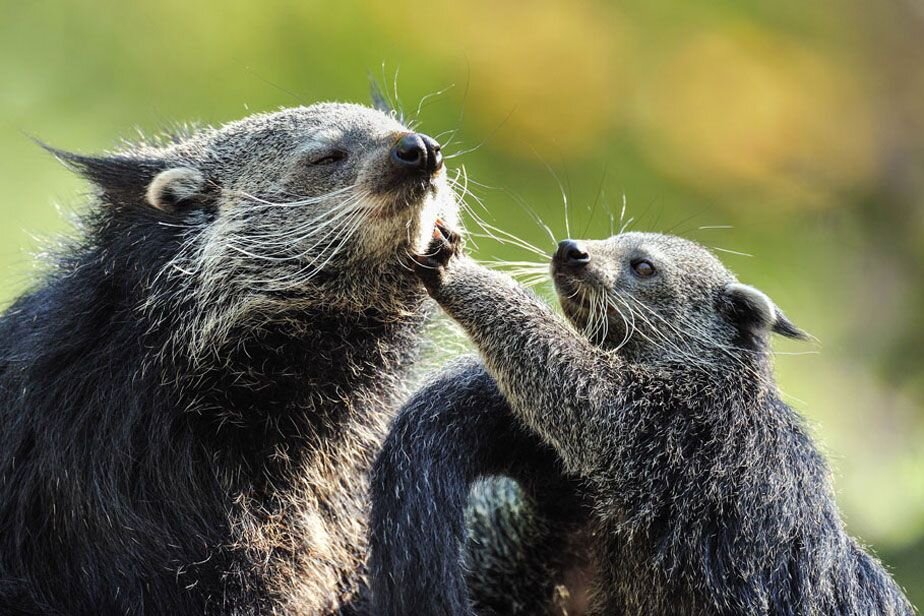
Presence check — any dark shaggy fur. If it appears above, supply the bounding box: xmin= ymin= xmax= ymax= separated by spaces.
xmin=370 ymin=231 xmax=915 ymax=615
xmin=370 ymin=358 xmax=592 ymax=615
xmin=0 ymin=103 xmax=461 ymax=615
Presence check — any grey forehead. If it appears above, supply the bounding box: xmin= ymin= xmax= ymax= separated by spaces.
xmin=611 ymin=232 xmax=731 ymax=273
xmin=265 ymin=103 xmax=406 ymax=136
xmin=174 ymin=103 xmax=406 ymax=158
xmin=610 ymin=232 xmax=702 ymax=254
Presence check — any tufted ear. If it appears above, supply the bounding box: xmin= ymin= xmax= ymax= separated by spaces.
xmin=42 ymin=144 xmax=166 ymax=207
xmin=369 ymin=77 xmax=396 ymax=116
xmin=370 ymin=81 xmax=392 ymax=114
xmin=721 ymin=283 xmax=808 ymax=341
xmin=43 ymin=143 xmax=212 ymax=211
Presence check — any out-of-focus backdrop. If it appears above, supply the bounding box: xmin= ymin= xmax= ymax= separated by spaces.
xmin=1 ymin=0 xmax=922 ymax=601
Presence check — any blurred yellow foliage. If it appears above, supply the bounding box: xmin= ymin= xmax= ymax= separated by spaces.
xmin=370 ymin=0 xmax=629 ymax=157
xmin=635 ymin=25 xmax=877 ymax=211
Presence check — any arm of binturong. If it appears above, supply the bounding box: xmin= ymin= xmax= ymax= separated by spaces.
xmin=427 ymin=255 xmax=627 ymax=476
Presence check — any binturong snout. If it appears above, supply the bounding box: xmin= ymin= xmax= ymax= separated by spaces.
xmin=554 ymin=239 xmax=591 ymax=269
xmin=390 ymin=133 xmax=443 ymax=175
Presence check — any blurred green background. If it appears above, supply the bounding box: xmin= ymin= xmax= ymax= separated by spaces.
xmin=1 ymin=0 xmax=922 ymax=602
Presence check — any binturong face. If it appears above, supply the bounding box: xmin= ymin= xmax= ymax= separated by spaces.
xmin=550 ymin=232 xmax=806 ymax=366
xmin=53 ymin=103 xmax=460 ymax=351
xmin=158 ymin=103 xmax=460 ymax=302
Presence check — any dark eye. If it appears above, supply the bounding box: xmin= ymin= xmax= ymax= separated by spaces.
xmin=309 ymin=150 xmax=347 ymax=166
xmin=631 ymin=258 xmax=657 ymax=279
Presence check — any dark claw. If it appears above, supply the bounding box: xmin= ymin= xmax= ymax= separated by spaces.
xmin=412 ymin=221 xmax=463 ymax=294
xmin=435 ymin=219 xmax=461 ymax=248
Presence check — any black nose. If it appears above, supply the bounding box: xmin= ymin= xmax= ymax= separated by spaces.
xmin=391 ymin=133 xmax=443 ymax=175
xmin=555 ymin=239 xmax=590 ymax=267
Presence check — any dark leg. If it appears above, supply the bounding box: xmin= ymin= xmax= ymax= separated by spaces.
xmin=369 ymin=356 xmax=589 ymax=615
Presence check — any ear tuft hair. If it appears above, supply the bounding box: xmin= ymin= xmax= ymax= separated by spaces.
xmin=40 ymin=142 xmax=166 ymax=206
xmin=771 ymin=312 xmax=810 ymax=340
xmin=369 ymin=76 xmax=406 ymax=122
xmin=723 ymin=283 xmax=808 ymax=342
xmin=369 ymin=79 xmax=393 ymax=114
xmin=146 ymin=167 xmax=207 ymax=211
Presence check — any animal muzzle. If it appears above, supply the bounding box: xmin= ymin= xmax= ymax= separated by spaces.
xmin=554 ymin=239 xmax=591 ymax=269
xmin=390 ymin=133 xmax=443 ymax=177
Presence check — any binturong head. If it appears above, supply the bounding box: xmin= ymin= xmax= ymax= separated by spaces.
xmin=551 ymin=232 xmax=808 ymax=366
xmin=43 ymin=103 xmax=461 ymax=351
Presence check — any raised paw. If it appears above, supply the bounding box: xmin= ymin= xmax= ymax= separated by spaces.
xmin=413 ymin=219 xmax=463 ymax=294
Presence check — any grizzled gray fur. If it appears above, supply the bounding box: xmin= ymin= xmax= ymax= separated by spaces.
xmin=370 ymin=230 xmax=915 ymax=615
xmin=0 ymin=103 xmax=462 ymax=614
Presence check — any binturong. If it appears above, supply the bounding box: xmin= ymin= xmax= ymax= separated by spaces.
xmin=0 ymin=103 xmax=461 ymax=614
xmin=369 ymin=228 xmax=915 ymax=615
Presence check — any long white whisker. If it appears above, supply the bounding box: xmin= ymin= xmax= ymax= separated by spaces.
xmin=239 ymin=196 xmax=369 ymax=246
xmin=711 ymin=246 xmax=754 ymax=258
xmin=623 ymin=294 xmax=771 ymax=383
xmin=605 ymin=294 xmax=635 ymax=352
xmin=615 ymin=295 xmax=695 ymax=362
xmin=235 ymin=199 xmax=370 ymax=259
xmin=238 ymin=192 xmax=372 ymax=289
xmin=460 ymin=209 xmax=549 ymax=258
xmin=252 ymin=215 xmax=366 ymax=290
xmin=228 ymin=184 xmax=355 ymax=209
xmin=413 ymin=84 xmax=455 ymax=121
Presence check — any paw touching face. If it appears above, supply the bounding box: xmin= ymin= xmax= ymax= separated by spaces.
xmin=412 ymin=219 xmax=463 ymax=295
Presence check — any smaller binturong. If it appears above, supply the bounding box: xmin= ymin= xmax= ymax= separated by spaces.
xmin=370 ymin=231 xmax=914 ymax=615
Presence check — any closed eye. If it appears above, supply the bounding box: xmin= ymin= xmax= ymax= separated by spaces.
xmin=309 ymin=150 xmax=347 ymax=166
